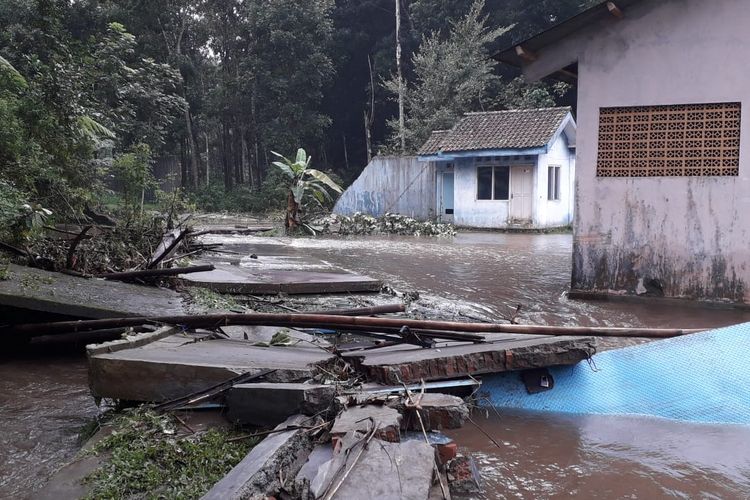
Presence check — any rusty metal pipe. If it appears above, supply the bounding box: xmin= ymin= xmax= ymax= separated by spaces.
xmin=1 ymin=312 xmax=705 ymax=339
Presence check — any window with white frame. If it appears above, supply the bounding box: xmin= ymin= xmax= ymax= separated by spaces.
xmin=476 ymin=166 xmax=509 ymax=200
xmin=548 ymin=165 xmax=561 ymax=201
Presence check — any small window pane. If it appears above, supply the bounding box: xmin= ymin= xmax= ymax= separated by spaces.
xmin=548 ymin=167 xmax=553 ymax=200
xmin=493 ymin=166 xmax=510 ymax=200
xmin=477 ymin=167 xmax=493 ymax=199
xmin=548 ymin=166 xmax=560 ymax=200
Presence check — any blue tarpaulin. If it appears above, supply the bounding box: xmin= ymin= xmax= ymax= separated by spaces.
xmin=478 ymin=322 xmax=750 ymax=425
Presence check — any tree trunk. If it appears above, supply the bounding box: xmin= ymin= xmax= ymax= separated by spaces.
xmin=364 ymin=54 xmax=375 ymax=164
xmin=180 ymin=138 xmax=188 ymax=188
xmin=185 ymin=109 xmax=200 ymax=189
xmin=222 ymin=123 xmax=233 ymax=190
xmin=364 ymin=110 xmax=372 ymax=164
xmin=205 ymin=132 xmax=210 ymax=186
xmin=285 ymin=189 xmax=300 ymax=233
xmin=395 ymin=0 xmax=406 ymax=153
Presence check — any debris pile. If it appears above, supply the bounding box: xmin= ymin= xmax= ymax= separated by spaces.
xmin=315 ymin=212 xmax=456 ymax=237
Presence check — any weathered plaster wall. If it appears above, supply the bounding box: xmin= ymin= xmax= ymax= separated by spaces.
xmin=333 ymin=156 xmax=436 ymax=219
xmin=534 ymin=134 xmax=575 ymax=227
xmin=452 ymin=146 xmax=574 ymax=229
xmin=525 ymin=0 xmax=750 ymax=303
xmin=453 ymin=158 xmax=511 ymax=228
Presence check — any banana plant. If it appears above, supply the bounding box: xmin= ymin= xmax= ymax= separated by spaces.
xmin=271 ymin=148 xmax=342 ymax=233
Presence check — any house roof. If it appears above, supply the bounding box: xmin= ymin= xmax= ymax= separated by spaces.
xmin=420 ymin=107 xmax=572 ymax=155
xmin=492 ymin=0 xmax=644 ymax=80
xmin=418 ymin=130 xmax=451 ymax=156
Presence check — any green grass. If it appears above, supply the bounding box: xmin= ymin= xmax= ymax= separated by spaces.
xmin=84 ymin=409 xmax=259 ymax=499
xmin=187 ymin=287 xmax=245 ymax=312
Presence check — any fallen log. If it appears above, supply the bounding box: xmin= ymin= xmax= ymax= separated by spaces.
xmin=66 ymin=225 xmax=92 ymax=269
xmin=148 ymin=228 xmax=188 ymax=269
xmin=0 ymin=312 xmax=705 ymax=339
xmin=311 ymin=304 xmax=405 ymax=316
xmin=0 ymin=241 xmax=28 ymax=257
xmin=98 ymin=264 xmax=215 ymax=281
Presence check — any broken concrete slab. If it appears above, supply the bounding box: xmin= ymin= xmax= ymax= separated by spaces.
xmin=295 ymin=444 xmax=334 ymax=485
xmin=85 ymin=326 xmax=180 ymax=356
xmin=446 ymin=455 xmax=482 ymax=496
xmin=220 ymin=325 xmax=329 ymax=346
xmin=88 ymin=334 xmax=334 ymax=402
xmin=179 ymin=263 xmax=382 ymax=295
xmin=0 ymin=264 xmax=186 ymax=321
xmin=396 ymin=393 xmax=469 ymax=431
xmin=343 ymin=333 xmax=596 ymax=384
xmin=202 ymin=415 xmax=315 ymax=500
xmin=330 ymin=405 xmax=402 ymax=444
xmin=311 ymin=436 xmax=436 ymax=500
xmin=226 ymin=382 xmax=336 ymax=426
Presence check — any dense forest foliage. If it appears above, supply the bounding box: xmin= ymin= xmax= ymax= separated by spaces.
xmin=0 ymin=0 xmax=594 ymax=220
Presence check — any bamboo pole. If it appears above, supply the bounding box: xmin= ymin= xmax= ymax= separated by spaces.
xmin=1 ymin=312 xmax=705 ymax=339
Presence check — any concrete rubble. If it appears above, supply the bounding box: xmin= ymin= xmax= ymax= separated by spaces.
xmin=3 ymin=225 xmax=605 ymax=499
xmin=78 ymin=316 xmax=597 ymax=498
xmin=202 ymin=415 xmax=316 ymax=500
xmin=226 ymin=382 xmax=337 ymax=426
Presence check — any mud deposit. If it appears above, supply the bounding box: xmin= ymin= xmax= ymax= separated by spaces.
xmin=3 ymin=232 xmax=749 ymax=498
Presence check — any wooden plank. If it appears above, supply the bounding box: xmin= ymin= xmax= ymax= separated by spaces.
xmin=607 ymin=1 xmax=624 ymax=18
xmin=514 ymin=44 xmax=537 ymax=62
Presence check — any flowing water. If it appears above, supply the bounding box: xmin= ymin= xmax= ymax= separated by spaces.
xmin=448 ymin=411 xmax=750 ymax=499
xmin=3 ymin=232 xmax=749 ymax=498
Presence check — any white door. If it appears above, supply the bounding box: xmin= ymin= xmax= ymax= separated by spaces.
xmin=510 ymin=166 xmax=533 ymax=222
xmin=441 ymin=172 xmax=454 ymax=222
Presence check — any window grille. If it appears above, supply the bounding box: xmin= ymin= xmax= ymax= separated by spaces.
xmin=597 ymin=102 xmax=740 ymax=177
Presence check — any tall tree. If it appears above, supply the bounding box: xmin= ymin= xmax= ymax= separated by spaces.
xmin=384 ymin=0 xmax=509 ymax=152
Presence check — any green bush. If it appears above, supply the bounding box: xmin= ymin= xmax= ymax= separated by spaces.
xmin=190 ymin=169 xmax=288 ymax=213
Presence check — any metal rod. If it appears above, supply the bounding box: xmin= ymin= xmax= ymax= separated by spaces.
xmin=1 ymin=312 xmax=705 ymax=339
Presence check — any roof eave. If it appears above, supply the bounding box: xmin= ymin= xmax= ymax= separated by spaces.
xmin=492 ymin=0 xmax=643 ymax=81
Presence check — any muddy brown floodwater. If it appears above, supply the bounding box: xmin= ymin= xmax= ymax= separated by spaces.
xmin=2 ymin=232 xmax=750 ymax=498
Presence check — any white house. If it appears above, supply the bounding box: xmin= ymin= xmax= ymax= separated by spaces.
xmin=494 ymin=0 xmax=750 ymax=305
xmin=417 ymin=107 xmax=577 ymax=229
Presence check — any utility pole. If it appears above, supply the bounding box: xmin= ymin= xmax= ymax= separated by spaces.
xmin=396 ymin=0 xmax=405 ymax=153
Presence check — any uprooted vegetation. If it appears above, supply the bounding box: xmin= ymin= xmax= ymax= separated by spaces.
xmin=84 ymin=409 xmax=258 ymax=499
xmin=315 ymin=212 xmax=456 ymax=237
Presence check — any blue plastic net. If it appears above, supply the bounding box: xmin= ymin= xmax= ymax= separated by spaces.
xmin=478 ymin=322 xmax=750 ymax=425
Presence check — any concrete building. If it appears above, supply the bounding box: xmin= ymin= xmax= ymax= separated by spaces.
xmin=495 ymin=0 xmax=750 ymax=305
xmin=418 ymin=108 xmax=577 ymax=229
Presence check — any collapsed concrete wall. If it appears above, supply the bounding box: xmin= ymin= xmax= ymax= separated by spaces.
xmin=333 ymin=156 xmax=436 ymax=220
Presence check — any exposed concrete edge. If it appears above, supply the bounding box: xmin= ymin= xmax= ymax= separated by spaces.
xmin=180 ymin=279 xmax=382 ymax=295
xmin=86 ymin=326 xmax=181 ymax=356
xmin=568 ymin=289 xmax=750 ymax=311
xmin=202 ymin=415 xmax=315 ymax=500
xmin=0 ymin=292 xmax=143 ymax=319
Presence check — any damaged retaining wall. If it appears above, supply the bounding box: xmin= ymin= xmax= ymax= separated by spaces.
xmin=333 ymin=156 xmax=436 ymax=220
xmin=530 ymin=0 xmax=750 ymax=304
